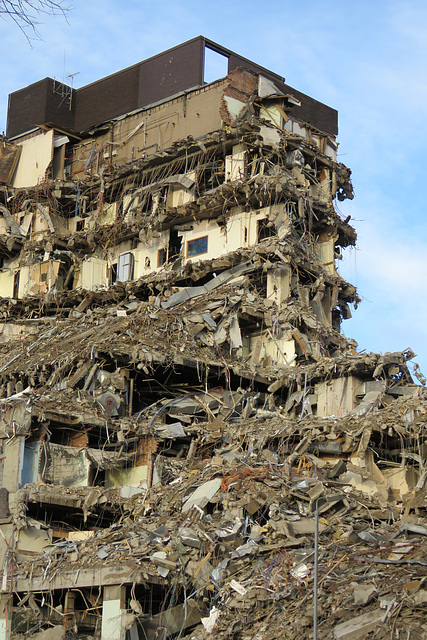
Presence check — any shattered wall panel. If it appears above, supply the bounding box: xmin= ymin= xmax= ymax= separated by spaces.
xmin=11 ymin=130 xmax=54 ymax=188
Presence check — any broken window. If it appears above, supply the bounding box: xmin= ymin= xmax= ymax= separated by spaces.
xmin=187 ymin=235 xmax=208 ymax=257
xmin=196 ymin=160 xmax=225 ymax=194
xmin=52 ymin=135 xmax=69 ymax=180
xmin=257 ymin=218 xmax=277 ymax=241
xmin=109 ymin=262 xmax=117 ymax=284
xmin=117 ymin=252 xmax=135 ymax=282
xmin=157 ymin=248 xmax=167 ymax=266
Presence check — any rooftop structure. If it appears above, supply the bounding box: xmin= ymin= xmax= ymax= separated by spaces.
xmin=0 ymin=38 xmax=424 ymax=640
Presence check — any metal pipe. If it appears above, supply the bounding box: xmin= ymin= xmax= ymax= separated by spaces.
xmin=313 ymin=496 xmax=319 ymax=640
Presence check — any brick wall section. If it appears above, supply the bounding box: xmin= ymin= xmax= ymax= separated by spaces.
xmin=7 ymin=78 xmax=75 ymax=139
xmin=220 ymin=69 xmax=258 ymax=125
xmin=6 ymin=38 xmax=338 ymax=138
xmin=74 ymin=66 xmax=140 ymax=132
xmin=281 ymin=82 xmax=338 ymax=136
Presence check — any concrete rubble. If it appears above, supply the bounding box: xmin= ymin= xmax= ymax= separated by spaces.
xmin=0 ymin=36 xmax=425 ymax=640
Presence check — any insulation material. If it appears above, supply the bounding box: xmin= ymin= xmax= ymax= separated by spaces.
xmin=97 ymin=202 xmax=118 ymax=227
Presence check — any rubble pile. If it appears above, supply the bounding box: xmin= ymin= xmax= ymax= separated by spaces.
xmin=8 ymin=385 xmax=427 ymax=639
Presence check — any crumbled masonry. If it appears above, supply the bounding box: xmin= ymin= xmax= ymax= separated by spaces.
xmin=0 ymin=37 xmax=425 ymax=640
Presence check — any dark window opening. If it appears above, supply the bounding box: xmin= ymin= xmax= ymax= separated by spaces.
xmin=169 ymin=228 xmax=182 ymax=259
xmin=139 ymin=192 xmax=153 ymax=214
xmin=25 ymin=499 xmax=113 ymax=531
xmin=187 ymin=235 xmax=208 ymax=257
xmin=61 ymin=260 xmax=75 ymax=291
xmin=76 ymin=218 xmax=84 ymax=232
xmin=89 ymin=466 xmax=106 ymax=487
xmin=109 ymin=263 xmax=117 ymax=284
xmin=196 ymin=160 xmax=225 ymax=194
xmin=13 ymin=270 xmax=20 ymax=298
xmin=157 ymin=248 xmax=167 ymax=267
xmin=131 ymin=582 xmax=186 ymax=618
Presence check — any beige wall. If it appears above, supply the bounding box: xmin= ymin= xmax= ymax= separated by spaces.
xmin=315 ymin=376 xmax=362 ymax=417
xmin=12 ymin=130 xmax=54 ymax=188
xmin=181 ymin=204 xmax=287 ymax=263
xmin=70 ymin=81 xmax=226 ymax=174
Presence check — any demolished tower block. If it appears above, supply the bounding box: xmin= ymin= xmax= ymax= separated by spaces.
xmin=0 ymin=37 xmax=424 ymax=640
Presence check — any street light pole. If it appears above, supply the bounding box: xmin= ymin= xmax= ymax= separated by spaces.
xmin=313 ymin=496 xmax=319 ymax=640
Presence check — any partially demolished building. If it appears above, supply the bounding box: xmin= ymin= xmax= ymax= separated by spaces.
xmin=0 ymin=36 xmax=425 ymax=640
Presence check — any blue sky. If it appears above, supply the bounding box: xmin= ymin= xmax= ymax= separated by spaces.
xmin=1 ymin=0 xmax=426 ymax=375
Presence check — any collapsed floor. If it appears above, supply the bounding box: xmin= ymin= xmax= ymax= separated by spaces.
xmin=3 ymin=382 xmax=427 ymax=640
xmin=0 ymin=285 xmax=425 ymax=639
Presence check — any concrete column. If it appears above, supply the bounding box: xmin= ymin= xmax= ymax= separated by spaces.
xmin=101 ymin=585 xmax=126 ymax=640
xmin=64 ymin=590 xmax=76 ymax=632
xmin=4 ymin=436 xmax=24 ymax=494
xmin=0 ymin=594 xmax=12 ymax=640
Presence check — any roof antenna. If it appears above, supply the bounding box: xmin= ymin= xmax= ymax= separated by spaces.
xmin=66 ymin=72 xmax=80 ymax=110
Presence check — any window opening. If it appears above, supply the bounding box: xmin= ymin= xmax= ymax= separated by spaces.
xmin=157 ymin=248 xmax=167 ymax=267
xmin=109 ymin=263 xmax=117 ymax=284
xmin=169 ymin=228 xmax=182 ymax=259
xmin=13 ymin=270 xmax=20 ymax=298
xmin=204 ymin=46 xmax=228 ymax=84
xmin=117 ymin=252 xmax=135 ymax=282
xmin=187 ymin=235 xmax=208 ymax=257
